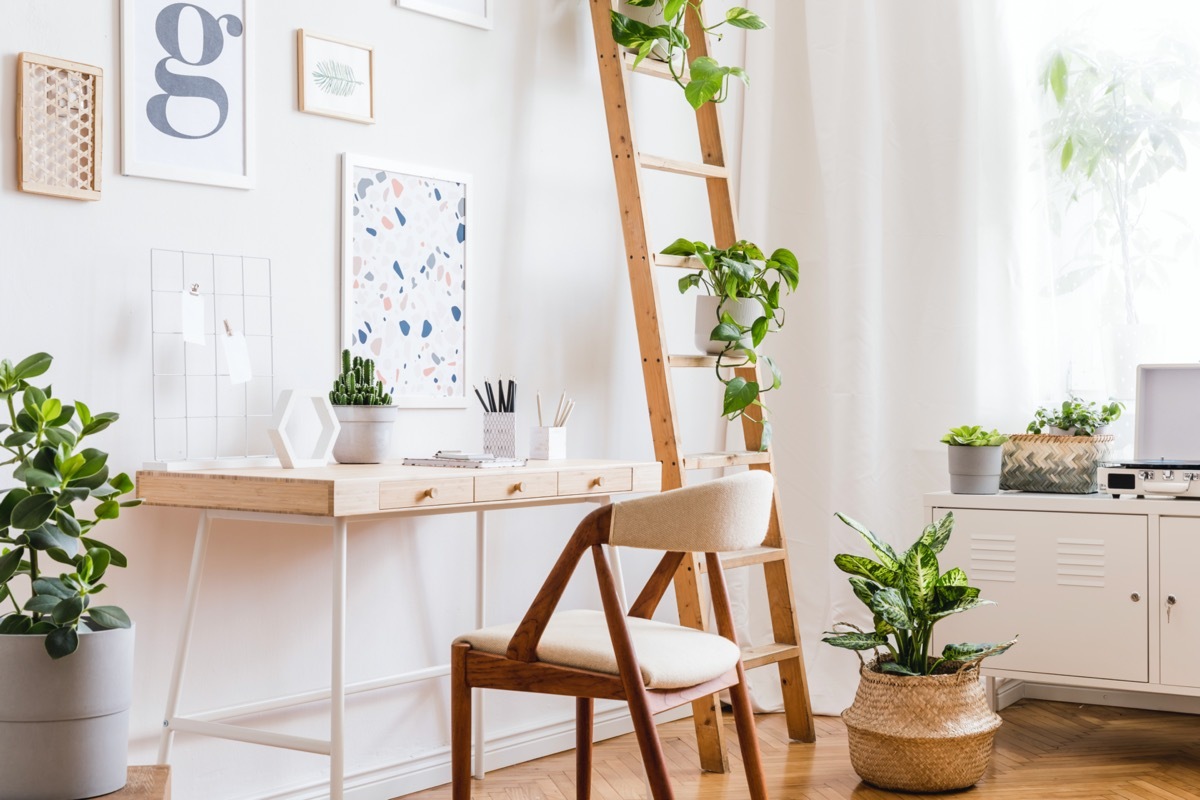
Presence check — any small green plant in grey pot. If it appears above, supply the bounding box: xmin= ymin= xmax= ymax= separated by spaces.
xmin=329 ymin=350 xmax=398 ymax=464
xmin=941 ymin=426 xmax=1010 ymax=495
xmin=0 ymin=352 xmax=141 ymax=800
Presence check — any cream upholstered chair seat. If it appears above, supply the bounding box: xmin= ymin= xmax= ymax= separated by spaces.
xmin=456 ymin=609 xmax=741 ymax=690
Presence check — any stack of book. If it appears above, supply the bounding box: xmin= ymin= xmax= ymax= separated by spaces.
xmin=402 ymin=451 xmax=527 ymax=469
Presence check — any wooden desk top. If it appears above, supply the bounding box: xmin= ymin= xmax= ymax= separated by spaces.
xmin=137 ymin=459 xmax=662 ymax=517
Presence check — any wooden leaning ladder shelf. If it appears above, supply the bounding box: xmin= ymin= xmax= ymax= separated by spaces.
xmin=587 ymin=0 xmax=816 ymax=772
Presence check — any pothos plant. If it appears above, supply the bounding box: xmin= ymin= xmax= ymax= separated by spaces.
xmin=0 ymin=353 xmax=138 ymax=659
xmin=666 ymin=238 xmax=799 ymax=449
xmin=822 ymin=511 xmax=1017 ymax=676
xmin=1027 ymin=396 xmax=1124 ymax=436
xmin=610 ymin=0 xmax=767 ymax=108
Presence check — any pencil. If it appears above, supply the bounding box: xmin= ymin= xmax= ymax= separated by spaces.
xmin=485 ymin=381 xmax=496 ymax=412
xmin=473 ymin=387 xmax=489 ymax=412
xmin=554 ymin=391 xmax=567 ymax=428
xmin=508 ymin=379 xmax=515 ymax=412
xmin=497 ymin=378 xmax=506 ymax=413
xmin=561 ymin=399 xmax=576 ymax=427
xmin=537 ymin=391 xmax=544 ymax=427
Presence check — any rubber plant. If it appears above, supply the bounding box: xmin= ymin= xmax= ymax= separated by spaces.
xmin=666 ymin=238 xmax=799 ymax=449
xmin=823 ymin=511 xmax=1017 ymax=676
xmin=329 ymin=349 xmax=393 ymax=406
xmin=0 ymin=353 xmax=138 ymax=659
xmin=610 ymin=0 xmax=767 ymax=108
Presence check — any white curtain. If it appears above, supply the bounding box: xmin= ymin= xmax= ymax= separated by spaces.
xmin=732 ymin=0 xmax=1060 ymax=714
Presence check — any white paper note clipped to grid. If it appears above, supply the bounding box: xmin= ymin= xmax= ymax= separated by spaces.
xmin=222 ymin=331 xmax=253 ymax=385
xmin=181 ymin=290 xmax=205 ymax=345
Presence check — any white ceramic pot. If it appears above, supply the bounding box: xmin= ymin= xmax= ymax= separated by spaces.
xmin=694 ymin=296 xmax=761 ymax=355
xmin=1047 ymin=426 xmax=1075 ymax=436
xmin=332 ymin=405 xmax=399 ymax=464
xmin=0 ymin=625 xmax=135 ymax=800
xmin=947 ymin=445 xmax=1003 ymax=494
xmin=615 ymin=1 xmax=675 ymax=62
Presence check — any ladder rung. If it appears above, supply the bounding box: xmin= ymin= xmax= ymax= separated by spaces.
xmin=621 ymin=52 xmax=687 ymax=82
xmin=638 ymin=153 xmax=728 ymax=179
xmin=742 ymin=642 xmax=801 ymax=670
xmin=668 ymin=355 xmax=717 ymax=368
xmin=698 ymin=546 xmax=787 ymax=573
xmin=653 ymin=253 xmax=703 ymax=269
xmin=683 ymin=451 xmax=771 ymax=470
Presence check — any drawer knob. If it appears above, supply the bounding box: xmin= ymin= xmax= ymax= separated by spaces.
xmin=515 ymin=482 xmax=527 ymax=493
xmin=594 ymin=476 xmax=606 ymax=488
xmin=425 ymin=488 xmax=439 ymax=500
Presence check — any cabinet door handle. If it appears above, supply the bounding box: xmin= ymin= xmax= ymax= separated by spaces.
xmin=1130 ymin=592 xmax=1141 ymax=602
xmin=1168 ymin=594 xmax=1178 ymax=623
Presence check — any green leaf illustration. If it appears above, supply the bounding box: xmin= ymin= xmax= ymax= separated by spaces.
xmin=312 ymin=60 xmax=363 ymax=98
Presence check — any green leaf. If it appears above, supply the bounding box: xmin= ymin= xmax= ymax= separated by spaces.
xmin=1049 ymin=51 xmax=1068 ymax=106
xmin=40 ymin=398 xmax=62 ymax=424
xmin=847 ymin=575 xmax=881 ymax=608
xmin=870 ymin=587 xmax=912 ymax=630
xmin=835 ymin=513 xmax=901 ymax=569
xmin=75 ymin=400 xmax=93 ymax=427
xmin=919 ymin=512 xmax=954 ymax=554
xmin=0 ymin=489 xmax=31 ymax=528
xmin=87 ymin=606 xmax=131 ymax=630
xmin=24 ymin=594 xmax=60 ymax=614
xmin=940 ymin=638 xmax=1017 ymax=663
xmin=0 ymin=614 xmax=32 ymax=634
xmin=10 ymin=494 xmax=56 ymax=530
xmin=109 ymin=472 xmax=135 ymax=494
xmin=821 ymin=631 xmax=888 ymax=650
xmin=937 ymin=566 xmax=969 ymax=587
xmin=725 ymin=7 xmax=767 ymax=29
xmin=56 ymin=511 xmax=81 ymax=538
xmin=81 ymin=538 xmax=127 ymax=568
xmin=94 ymin=500 xmax=120 ymax=520
xmin=4 ymin=431 xmax=34 ymax=448
xmin=710 ymin=322 xmax=742 ymax=343
xmin=25 ymin=523 xmax=76 ymax=552
xmin=33 ymin=577 xmax=74 ymax=599
xmin=879 ymin=660 xmax=921 ymax=676
xmin=763 ymin=356 xmax=782 ymax=390
xmin=751 ymin=316 xmax=769 ymax=348
xmin=661 ymin=237 xmax=698 ymax=256
xmin=45 ymin=626 xmax=79 ymax=659
xmin=22 ymin=468 xmax=61 ymax=489
xmin=684 ymin=57 xmax=726 ymax=108
xmin=931 ymin=596 xmax=994 ymax=620
xmin=13 ymin=353 xmax=52 ymax=381
xmin=42 ymin=427 xmax=77 ymax=449
xmin=51 ymin=596 xmax=84 ymax=625
xmin=73 ymin=465 xmax=109 ymax=490
xmin=934 ymin=583 xmax=980 ymax=611
xmin=663 ymin=0 xmax=685 ymax=21
xmin=0 ymin=546 xmax=25 ymax=584
xmin=902 ymin=542 xmax=940 ymax=614
xmin=833 ymin=553 xmax=898 ymax=587
xmin=722 ymin=377 xmax=759 ymax=416
xmin=88 ymin=547 xmax=111 ymax=581
xmin=1060 ymin=136 xmax=1074 ymax=172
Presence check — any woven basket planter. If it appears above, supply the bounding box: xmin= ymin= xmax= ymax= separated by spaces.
xmin=1000 ymin=434 xmax=1115 ymax=494
xmin=842 ymin=658 xmax=1001 ymax=792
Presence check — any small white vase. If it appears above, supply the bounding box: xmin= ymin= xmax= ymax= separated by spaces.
xmin=694 ymin=296 xmax=761 ymax=355
xmin=332 ymin=405 xmax=399 ymax=464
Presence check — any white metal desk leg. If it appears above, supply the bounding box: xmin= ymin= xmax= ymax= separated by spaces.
xmin=473 ymin=511 xmax=487 ymax=780
xmin=157 ymin=510 xmax=213 ymax=765
xmin=331 ymin=519 xmax=348 ymax=800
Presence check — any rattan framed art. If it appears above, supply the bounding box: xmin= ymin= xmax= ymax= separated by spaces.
xmin=17 ymin=53 xmax=103 ymax=201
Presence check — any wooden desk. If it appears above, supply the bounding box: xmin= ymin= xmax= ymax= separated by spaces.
xmin=137 ymin=460 xmax=661 ymax=800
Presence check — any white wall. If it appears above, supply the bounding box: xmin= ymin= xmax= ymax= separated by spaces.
xmin=0 ymin=2 xmax=747 ymax=798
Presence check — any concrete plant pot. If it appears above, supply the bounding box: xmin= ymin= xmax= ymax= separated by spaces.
xmin=332 ymin=405 xmax=398 ymax=464
xmin=694 ymin=296 xmax=761 ymax=355
xmin=948 ymin=445 xmax=1003 ymax=494
xmin=0 ymin=625 xmax=135 ymax=800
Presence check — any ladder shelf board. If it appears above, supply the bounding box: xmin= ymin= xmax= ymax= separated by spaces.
xmin=668 ymin=354 xmax=718 ymax=368
xmin=638 ymin=153 xmax=729 ymax=179
xmin=653 ymin=253 xmax=704 ymax=269
xmin=621 ymin=51 xmax=688 ymax=82
xmin=682 ymin=451 xmax=771 ymax=470
xmin=742 ymin=642 xmax=802 ymax=670
xmin=698 ymin=545 xmax=787 ymax=572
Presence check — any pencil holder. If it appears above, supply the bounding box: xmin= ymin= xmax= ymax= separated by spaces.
xmin=530 ymin=426 xmax=567 ymax=460
xmin=483 ymin=412 xmax=516 ymax=458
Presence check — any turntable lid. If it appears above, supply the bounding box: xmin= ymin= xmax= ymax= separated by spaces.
xmin=1136 ymin=364 xmax=1200 ymax=461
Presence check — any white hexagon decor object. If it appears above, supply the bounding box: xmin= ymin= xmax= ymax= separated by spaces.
xmin=268 ymin=390 xmax=341 ymax=469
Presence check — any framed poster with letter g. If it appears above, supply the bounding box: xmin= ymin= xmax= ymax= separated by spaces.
xmin=121 ymin=0 xmax=254 ymax=189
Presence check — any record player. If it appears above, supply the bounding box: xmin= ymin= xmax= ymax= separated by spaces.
xmin=1099 ymin=364 xmax=1200 ymax=499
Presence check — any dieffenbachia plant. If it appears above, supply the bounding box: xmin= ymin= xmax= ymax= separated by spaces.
xmin=823 ymin=512 xmax=1017 ymax=676
xmin=610 ymin=0 xmax=767 ymax=108
xmin=0 ymin=353 xmax=138 ymax=659
xmin=667 ymin=238 xmax=799 ymax=450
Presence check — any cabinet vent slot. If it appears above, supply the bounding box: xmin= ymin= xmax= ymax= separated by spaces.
xmin=1056 ymin=537 xmax=1105 ymax=587
xmin=969 ymin=533 xmax=1016 ymax=582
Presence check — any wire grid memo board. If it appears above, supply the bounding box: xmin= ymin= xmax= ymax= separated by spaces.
xmin=149 ymin=250 xmax=276 ymax=469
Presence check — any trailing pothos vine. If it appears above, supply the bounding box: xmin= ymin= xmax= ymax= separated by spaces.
xmin=610 ymin=0 xmax=767 ymax=108
xmin=666 ymin=238 xmax=798 ymax=449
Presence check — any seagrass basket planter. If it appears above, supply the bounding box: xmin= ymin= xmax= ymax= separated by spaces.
xmin=1000 ymin=433 xmax=1115 ymax=494
xmin=842 ymin=657 xmax=1001 ymax=792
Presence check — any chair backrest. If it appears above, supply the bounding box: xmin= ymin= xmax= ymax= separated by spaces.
xmin=608 ymin=471 xmax=774 ymax=553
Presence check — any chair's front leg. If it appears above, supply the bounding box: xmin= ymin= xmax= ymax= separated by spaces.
xmin=728 ymin=668 xmax=768 ymax=800
xmin=451 ymin=644 xmax=473 ymax=800
xmin=576 ymin=697 xmax=593 ymax=800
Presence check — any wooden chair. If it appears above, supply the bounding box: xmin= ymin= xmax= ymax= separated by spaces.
xmin=451 ymin=471 xmax=774 ymax=800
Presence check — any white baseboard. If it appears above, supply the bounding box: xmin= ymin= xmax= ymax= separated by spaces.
xmin=235 ymin=704 xmax=692 ymax=800
xmin=996 ymin=680 xmax=1200 ymax=716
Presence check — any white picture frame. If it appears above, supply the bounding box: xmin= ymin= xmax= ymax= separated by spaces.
xmin=297 ymin=30 xmax=375 ymax=125
xmin=396 ymin=0 xmax=493 ymax=30
xmin=341 ymin=153 xmax=471 ymax=409
xmin=121 ymin=0 xmax=255 ymax=189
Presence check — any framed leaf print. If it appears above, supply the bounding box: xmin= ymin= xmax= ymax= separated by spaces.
xmin=121 ymin=0 xmax=255 ymax=189
xmin=297 ymin=30 xmax=375 ymax=125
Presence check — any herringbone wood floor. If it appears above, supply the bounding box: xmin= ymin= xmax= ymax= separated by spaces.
xmin=404 ymin=700 xmax=1200 ymax=799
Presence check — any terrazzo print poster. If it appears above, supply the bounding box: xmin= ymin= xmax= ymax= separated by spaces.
xmin=344 ymin=158 xmax=467 ymax=407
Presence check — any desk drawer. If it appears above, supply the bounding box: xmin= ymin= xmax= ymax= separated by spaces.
xmin=558 ymin=468 xmax=632 ymax=497
xmin=379 ymin=477 xmax=474 ymax=510
xmin=474 ymin=472 xmax=558 ymax=502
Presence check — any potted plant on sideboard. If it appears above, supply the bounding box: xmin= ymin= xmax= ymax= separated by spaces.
xmin=824 ymin=511 xmax=1017 ymax=792
xmin=329 ymin=349 xmax=397 ymax=464
xmin=941 ymin=425 xmax=1009 ymax=495
xmin=666 ymin=237 xmax=799 ymax=449
xmin=1002 ymin=396 xmax=1123 ymax=494
xmin=0 ymin=352 xmax=141 ymax=800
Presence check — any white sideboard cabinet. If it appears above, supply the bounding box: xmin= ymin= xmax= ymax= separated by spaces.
xmin=925 ymin=491 xmax=1200 ymax=703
